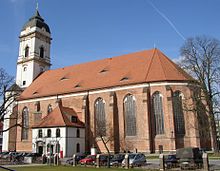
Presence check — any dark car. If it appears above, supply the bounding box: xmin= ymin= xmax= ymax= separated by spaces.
xmin=165 ymin=154 xmax=179 ymax=168
xmin=98 ymin=154 xmax=114 ymax=166
xmin=66 ymin=153 xmax=86 ymax=165
xmin=110 ymin=153 xmax=125 ymax=166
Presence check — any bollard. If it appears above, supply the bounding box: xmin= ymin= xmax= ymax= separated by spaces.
xmin=96 ymin=154 xmax=100 ymax=168
xmin=159 ymin=153 xmax=165 ymax=171
xmin=53 ymin=154 xmax=57 ymax=166
xmin=72 ymin=154 xmax=76 ymax=166
xmin=124 ymin=153 xmax=129 ymax=169
xmin=202 ymin=152 xmax=209 ymax=171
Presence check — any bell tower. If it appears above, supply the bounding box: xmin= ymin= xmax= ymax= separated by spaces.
xmin=16 ymin=9 xmax=52 ymax=88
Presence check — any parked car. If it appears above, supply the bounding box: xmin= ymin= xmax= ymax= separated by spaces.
xmin=66 ymin=153 xmax=86 ymax=165
xmin=164 ymin=154 xmax=179 ymax=169
xmin=98 ymin=154 xmax=114 ymax=166
xmin=176 ymin=147 xmax=203 ymax=170
xmin=79 ymin=155 xmax=96 ymax=165
xmin=0 ymin=152 xmax=10 ymax=159
xmin=110 ymin=153 xmax=125 ymax=166
xmin=122 ymin=153 xmax=146 ymax=167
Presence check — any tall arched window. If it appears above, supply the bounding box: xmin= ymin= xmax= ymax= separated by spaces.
xmin=22 ymin=107 xmax=29 ymax=140
xmin=25 ymin=46 xmax=29 ymax=57
xmin=173 ymin=91 xmax=185 ymax=135
xmin=47 ymin=129 xmax=51 ymax=138
xmin=124 ymin=94 xmax=137 ymax=136
xmin=47 ymin=104 xmax=52 ymax=114
xmin=56 ymin=128 xmax=60 ymax=138
xmin=152 ymin=92 xmax=165 ymax=135
xmin=40 ymin=46 xmax=44 ymax=58
xmin=95 ymin=98 xmax=106 ymax=136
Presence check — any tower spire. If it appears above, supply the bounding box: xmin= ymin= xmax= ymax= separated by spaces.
xmin=36 ymin=1 xmax=39 ymax=10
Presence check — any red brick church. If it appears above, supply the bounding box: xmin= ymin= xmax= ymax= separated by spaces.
xmin=3 ymin=10 xmax=212 ymax=157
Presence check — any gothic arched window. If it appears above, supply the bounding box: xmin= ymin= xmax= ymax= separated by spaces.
xmin=40 ymin=46 xmax=44 ymax=58
xmin=173 ymin=91 xmax=185 ymax=135
xmin=152 ymin=91 xmax=165 ymax=135
xmin=95 ymin=98 xmax=106 ymax=136
xmin=124 ymin=94 xmax=137 ymax=136
xmin=56 ymin=128 xmax=60 ymax=138
xmin=25 ymin=46 xmax=29 ymax=57
xmin=47 ymin=104 xmax=52 ymax=114
xmin=22 ymin=107 xmax=29 ymax=140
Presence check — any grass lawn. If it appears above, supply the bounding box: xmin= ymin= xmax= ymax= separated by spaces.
xmin=8 ymin=165 xmax=151 ymax=171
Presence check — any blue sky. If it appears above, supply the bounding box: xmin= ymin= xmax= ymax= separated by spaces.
xmin=0 ymin=0 xmax=220 ymax=77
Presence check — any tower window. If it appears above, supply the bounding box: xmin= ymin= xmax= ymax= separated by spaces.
xmin=25 ymin=46 xmax=29 ymax=57
xmin=23 ymin=67 xmax=27 ymax=71
xmin=23 ymin=81 xmax=26 ymax=86
xmin=40 ymin=47 xmax=44 ymax=58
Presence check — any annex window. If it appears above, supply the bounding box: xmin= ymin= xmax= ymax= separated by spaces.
xmin=95 ymin=98 xmax=106 ymax=137
xmin=47 ymin=129 xmax=51 ymax=138
xmin=21 ymin=107 xmax=29 ymax=140
xmin=38 ymin=129 xmax=43 ymax=138
xmin=40 ymin=46 xmax=44 ymax=58
xmin=124 ymin=94 xmax=137 ymax=136
xmin=47 ymin=104 xmax=52 ymax=114
xmin=76 ymin=128 xmax=80 ymax=138
xmin=152 ymin=91 xmax=165 ymax=135
xmin=173 ymin=91 xmax=185 ymax=135
xmin=25 ymin=46 xmax=29 ymax=57
xmin=56 ymin=128 xmax=60 ymax=138
xmin=76 ymin=143 xmax=80 ymax=153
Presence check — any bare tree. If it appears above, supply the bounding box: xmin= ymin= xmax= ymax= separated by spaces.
xmin=96 ymin=120 xmax=114 ymax=167
xmin=0 ymin=68 xmax=22 ymax=132
xmin=179 ymin=36 xmax=220 ymax=152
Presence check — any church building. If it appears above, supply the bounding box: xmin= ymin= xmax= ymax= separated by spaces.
xmin=3 ymin=9 xmax=212 ymax=157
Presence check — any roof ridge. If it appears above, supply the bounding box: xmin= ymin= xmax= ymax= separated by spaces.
xmin=58 ymin=105 xmax=68 ymax=126
xmin=156 ymin=49 xmax=167 ymax=80
xmin=156 ymin=50 xmax=194 ymax=80
xmin=144 ymin=48 xmax=157 ymax=81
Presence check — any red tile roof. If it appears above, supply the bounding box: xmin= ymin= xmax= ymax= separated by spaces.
xmin=19 ymin=48 xmax=193 ymax=100
xmin=32 ymin=104 xmax=85 ymax=128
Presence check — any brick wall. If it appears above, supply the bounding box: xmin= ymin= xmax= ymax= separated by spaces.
xmin=14 ymin=83 xmax=211 ymax=153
